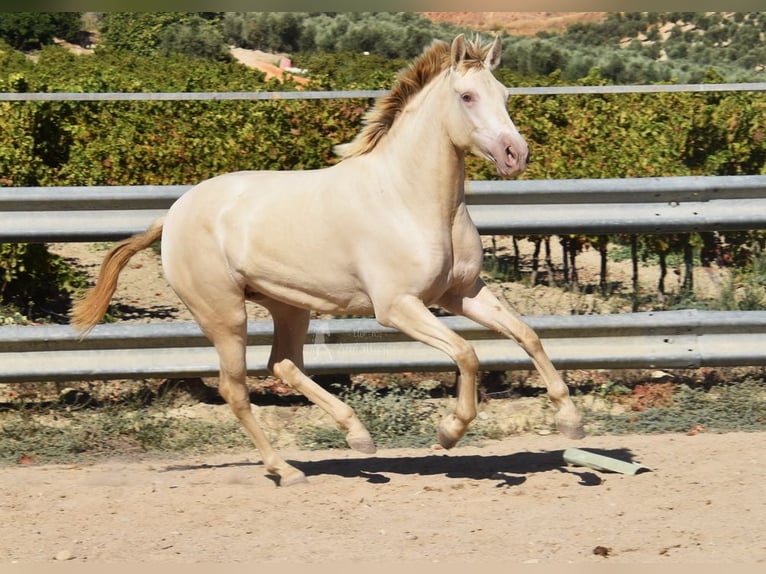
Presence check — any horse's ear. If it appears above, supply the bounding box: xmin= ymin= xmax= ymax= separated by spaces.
xmin=450 ymin=34 xmax=468 ymax=69
xmin=483 ymin=36 xmax=502 ymax=70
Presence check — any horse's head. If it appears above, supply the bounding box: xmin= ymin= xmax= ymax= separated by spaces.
xmin=446 ymin=35 xmax=528 ymax=178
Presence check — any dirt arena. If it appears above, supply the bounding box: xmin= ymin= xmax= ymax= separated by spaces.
xmin=3 ymin=236 xmax=759 ymax=565
xmin=2 ymin=430 xmax=764 ymax=564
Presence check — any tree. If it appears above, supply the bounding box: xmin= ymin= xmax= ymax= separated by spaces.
xmin=159 ymin=16 xmax=231 ymax=61
xmin=222 ymin=12 xmax=305 ymax=53
xmin=101 ymin=13 xmax=191 ymax=57
xmin=0 ymin=12 xmax=81 ymax=51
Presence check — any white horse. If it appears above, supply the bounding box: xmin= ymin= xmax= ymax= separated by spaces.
xmin=72 ymin=35 xmax=584 ymax=486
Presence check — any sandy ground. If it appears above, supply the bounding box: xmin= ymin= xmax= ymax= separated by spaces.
xmin=17 ymin=221 xmax=744 ymax=567
xmin=1 ymin=431 xmax=764 ymax=564
xmin=3 ymin=239 xmax=756 ymax=567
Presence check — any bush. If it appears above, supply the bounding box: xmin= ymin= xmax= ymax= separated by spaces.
xmin=584 ymin=378 xmax=766 ymax=434
xmin=100 ymin=13 xmax=226 ymax=57
xmin=223 ymin=12 xmax=457 ymax=59
xmin=0 ymin=243 xmax=87 ymax=323
xmin=0 ymin=12 xmax=82 ymax=51
xmin=159 ymin=15 xmax=231 ymax=62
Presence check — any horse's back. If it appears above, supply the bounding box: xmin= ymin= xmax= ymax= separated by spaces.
xmin=160 ymin=167 xmax=379 ymax=313
xmin=165 ymin=170 xmax=318 ymax=242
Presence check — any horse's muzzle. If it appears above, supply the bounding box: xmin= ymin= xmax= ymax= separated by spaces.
xmin=497 ymin=138 xmax=528 ymax=178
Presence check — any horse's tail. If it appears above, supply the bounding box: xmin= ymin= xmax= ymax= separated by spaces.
xmin=70 ymin=217 xmax=165 ymax=336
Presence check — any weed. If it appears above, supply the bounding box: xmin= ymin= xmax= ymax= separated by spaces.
xmin=297 ymin=382 xmax=439 ymax=449
xmin=0 ymin=401 xmax=251 ymax=465
xmin=297 ymin=380 xmax=522 ymax=450
xmin=0 ymin=305 xmax=29 ymax=325
xmin=4 ymin=372 xmax=765 ymax=463
xmin=583 ymin=378 xmax=766 ymax=434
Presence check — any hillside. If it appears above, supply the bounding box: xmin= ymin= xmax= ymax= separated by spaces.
xmin=419 ymin=12 xmax=608 ymax=36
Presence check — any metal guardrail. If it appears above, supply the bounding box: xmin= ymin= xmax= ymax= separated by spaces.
xmin=2 ymin=175 xmax=766 ymax=242
xmin=2 ymin=84 xmax=766 ymax=382
xmin=1 ymin=176 xmax=765 ymax=383
xmin=1 ymin=310 xmax=765 ymax=384
xmin=2 ymin=82 xmax=765 ymax=101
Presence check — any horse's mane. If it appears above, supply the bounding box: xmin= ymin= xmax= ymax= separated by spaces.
xmin=335 ymin=37 xmax=490 ymax=159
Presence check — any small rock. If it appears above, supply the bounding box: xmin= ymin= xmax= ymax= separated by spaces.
xmin=593 ymin=545 xmax=611 ymax=557
xmin=54 ymin=550 xmax=74 ymax=561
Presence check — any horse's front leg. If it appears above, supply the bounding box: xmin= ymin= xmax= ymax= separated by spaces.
xmin=439 ymin=279 xmax=585 ymax=440
xmin=376 ymin=294 xmax=480 ymax=449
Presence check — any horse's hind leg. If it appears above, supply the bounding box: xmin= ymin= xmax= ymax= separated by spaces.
xmin=263 ymin=299 xmax=376 ymax=454
xmin=169 ymin=280 xmax=307 ymax=485
xmin=214 ymin=321 xmax=308 ymax=486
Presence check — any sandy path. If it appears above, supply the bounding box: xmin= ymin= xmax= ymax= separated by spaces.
xmin=2 ymin=431 xmax=764 ymax=564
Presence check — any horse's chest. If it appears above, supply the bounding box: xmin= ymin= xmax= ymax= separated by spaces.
xmin=448 ymin=241 xmax=483 ymax=287
xmin=448 ymin=209 xmax=484 ymax=287
xmin=412 ymin=225 xmax=482 ymax=296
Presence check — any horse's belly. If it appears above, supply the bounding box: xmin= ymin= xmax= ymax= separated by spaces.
xmin=231 ymin=221 xmax=374 ymax=314
xmin=247 ymin=274 xmax=374 ymax=315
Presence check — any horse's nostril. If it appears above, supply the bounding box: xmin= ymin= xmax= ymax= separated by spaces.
xmin=513 ymin=146 xmax=529 ymax=166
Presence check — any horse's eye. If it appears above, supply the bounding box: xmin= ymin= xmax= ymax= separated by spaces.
xmin=461 ymin=92 xmax=474 ymax=103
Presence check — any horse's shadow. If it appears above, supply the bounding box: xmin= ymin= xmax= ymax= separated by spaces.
xmin=163 ymin=447 xmax=640 ymax=488
xmin=112 ymin=302 xmax=180 ymax=321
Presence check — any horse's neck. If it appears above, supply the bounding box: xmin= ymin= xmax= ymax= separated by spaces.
xmin=370 ymin=81 xmax=467 ymax=221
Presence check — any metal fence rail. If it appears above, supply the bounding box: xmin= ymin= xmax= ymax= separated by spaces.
xmin=2 ymin=84 xmax=766 ymax=382
xmin=2 ymin=310 xmax=764 ymax=384
xmin=2 ymin=175 xmax=766 ymax=383
xmin=2 ymin=82 xmax=765 ymax=102
xmin=3 ymin=175 xmax=766 ymax=242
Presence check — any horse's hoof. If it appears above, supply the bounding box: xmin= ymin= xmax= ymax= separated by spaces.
xmin=556 ymin=417 xmax=586 ymax=440
xmin=278 ymin=467 xmax=309 ymax=487
xmin=436 ymin=414 xmax=464 ymax=450
xmin=347 ymin=431 xmax=376 ymax=454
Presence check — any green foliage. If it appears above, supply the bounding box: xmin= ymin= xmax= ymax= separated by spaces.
xmin=223 ymin=12 xmax=459 ymax=59
xmin=511 ymin=11 xmax=766 ymax=83
xmin=293 ymin=51 xmax=405 ymax=90
xmin=97 ymin=12 xmax=457 ymax=61
xmin=584 ymin=378 xmax=766 ymax=434
xmin=0 ymin=397 xmax=252 ymax=464
xmin=0 ymin=12 xmax=81 ymax=51
xmin=297 ymin=383 xmax=439 ymax=449
xmin=159 ymin=15 xmax=231 ymax=62
xmin=100 ymin=12 xmax=192 ymax=57
xmin=222 ymin=12 xmax=306 ymax=53
xmin=1 ymin=18 xmax=765 ymax=314
xmin=12 ymin=12 xmax=765 ymax=84
xmin=683 ymin=88 xmax=766 ymax=175
xmin=214 ymin=10 xmax=766 ymax=82
xmin=0 ymin=243 xmax=88 ymax=322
